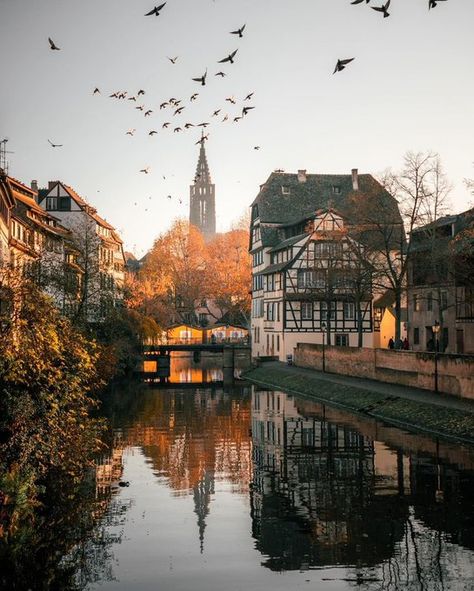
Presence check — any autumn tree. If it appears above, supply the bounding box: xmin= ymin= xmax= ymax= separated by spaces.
xmin=206 ymin=229 xmax=251 ymax=326
xmin=349 ymin=151 xmax=452 ymax=341
xmin=139 ymin=220 xmax=208 ymax=325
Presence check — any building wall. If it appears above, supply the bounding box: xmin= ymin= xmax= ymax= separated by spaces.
xmin=294 ymin=343 xmax=474 ymax=399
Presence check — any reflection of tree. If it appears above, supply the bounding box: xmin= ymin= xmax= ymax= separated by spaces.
xmin=106 ymin=386 xmax=252 ymax=550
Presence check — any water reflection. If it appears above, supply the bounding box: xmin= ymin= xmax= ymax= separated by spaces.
xmin=251 ymin=387 xmax=474 ymax=588
xmin=30 ymin=378 xmax=474 ymax=590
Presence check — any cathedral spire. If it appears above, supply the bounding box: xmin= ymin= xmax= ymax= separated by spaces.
xmin=189 ymin=137 xmax=216 ymax=240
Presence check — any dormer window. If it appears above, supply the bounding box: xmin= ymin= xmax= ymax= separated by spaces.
xmin=281 ymin=186 xmax=290 ymax=195
xmin=332 ymin=185 xmax=341 ymax=195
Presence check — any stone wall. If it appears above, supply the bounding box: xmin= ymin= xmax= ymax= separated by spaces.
xmin=294 ymin=343 xmax=474 ymax=399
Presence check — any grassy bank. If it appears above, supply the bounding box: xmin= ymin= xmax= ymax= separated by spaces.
xmin=243 ymin=364 xmax=474 ymax=445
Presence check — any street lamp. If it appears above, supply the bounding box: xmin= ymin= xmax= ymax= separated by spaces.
xmin=432 ymin=320 xmax=440 ymax=393
xmin=321 ymin=321 xmax=327 ymax=373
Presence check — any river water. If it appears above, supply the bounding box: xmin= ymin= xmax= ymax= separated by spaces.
xmin=70 ymin=355 xmax=474 ymax=590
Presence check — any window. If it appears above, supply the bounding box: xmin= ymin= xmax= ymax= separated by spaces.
xmin=276 ymin=335 xmax=280 ymax=351
xmin=267 ymin=302 xmax=275 ymax=321
xmin=414 ymin=294 xmax=420 ymax=312
xmin=301 ymin=302 xmax=313 ymax=320
xmin=58 ymin=197 xmax=71 ymax=211
xmin=281 ymin=186 xmax=290 ymax=195
xmin=427 ymin=292 xmax=433 ymax=311
xmin=320 ymin=301 xmax=336 ymax=320
xmin=414 ymin=327 xmax=420 ymax=345
xmin=314 ymin=242 xmax=343 ymax=258
xmin=344 ymin=302 xmax=355 ymax=320
xmin=441 ymin=291 xmax=448 ymax=310
xmin=335 ymin=334 xmax=349 ymax=347
xmin=266 ymin=274 xmax=275 ymax=292
xmin=252 ymin=250 xmax=264 ymax=267
xmin=253 ymin=274 xmax=264 ymax=291
xmin=252 ymin=298 xmax=264 ymax=318
xmin=297 ymin=269 xmax=325 ymax=289
xmin=332 ymin=186 xmax=341 ymax=195
xmin=252 ymin=225 xmax=261 ymax=243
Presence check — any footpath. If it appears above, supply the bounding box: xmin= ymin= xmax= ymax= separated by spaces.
xmin=243 ymin=361 xmax=474 ymax=445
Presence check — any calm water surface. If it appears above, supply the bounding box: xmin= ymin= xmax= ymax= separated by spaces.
xmin=76 ymin=356 xmax=474 ymax=590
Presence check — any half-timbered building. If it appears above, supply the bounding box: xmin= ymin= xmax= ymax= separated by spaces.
xmin=249 ymin=168 xmax=402 ymax=360
xmin=38 ymin=181 xmax=125 ymax=322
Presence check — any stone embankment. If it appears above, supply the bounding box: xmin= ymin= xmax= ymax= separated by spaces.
xmin=243 ymin=362 xmax=474 ymax=445
xmin=294 ymin=344 xmax=474 ymax=399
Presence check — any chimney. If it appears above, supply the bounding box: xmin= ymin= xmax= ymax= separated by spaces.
xmin=351 ymin=168 xmax=359 ymax=191
xmin=48 ymin=180 xmax=58 ymax=190
xmin=31 ymin=180 xmax=38 ymax=192
xmin=297 ymin=169 xmax=307 ymax=183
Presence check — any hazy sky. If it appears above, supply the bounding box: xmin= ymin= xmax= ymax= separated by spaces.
xmin=2 ymin=0 xmax=473 ymax=255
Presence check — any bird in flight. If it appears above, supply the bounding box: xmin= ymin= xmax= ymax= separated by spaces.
xmin=225 ymin=96 xmax=236 ymax=104
xmin=197 ymin=122 xmax=210 ymax=128
xmin=144 ymin=110 xmax=153 ymax=117
xmin=168 ymin=56 xmax=178 ymax=64
xmin=160 ymin=102 xmax=168 ymax=109
xmin=230 ymin=24 xmax=246 ymax=38
xmin=254 ymin=146 xmax=261 ymax=150
xmin=215 ymin=71 xmax=226 ymax=77
xmin=218 ymin=50 xmax=238 ymax=64
xmin=351 ymin=0 xmax=370 ymax=4
xmin=128 ymin=96 xmax=137 ymax=101
xmin=212 ymin=109 xmax=221 ymax=117
xmin=48 ymin=37 xmax=60 ymax=50
xmin=372 ymin=0 xmax=390 ymax=17
xmin=126 ymin=129 xmax=136 ymax=136
xmin=244 ymin=92 xmax=254 ymax=101
xmin=242 ymin=106 xmax=255 ymax=116
xmin=162 ymin=122 xmax=170 ymax=128
xmin=184 ymin=123 xmax=195 ymax=129
xmin=222 ymin=114 xmax=229 ymax=122
xmin=174 ymin=127 xmax=182 ymax=133
xmin=233 ymin=116 xmax=242 ymax=123
xmin=93 ymin=87 xmax=100 ymax=95
xmin=429 ymin=0 xmax=446 ymax=7
xmin=136 ymin=105 xmax=144 ymax=111
xmin=333 ymin=58 xmax=355 ymax=73
xmin=138 ymin=89 xmax=146 ymax=96
xmin=145 ymin=3 xmax=166 ymax=16
xmin=109 ymin=92 xmax=118 ymax=98
xmin=140 ymin=167 xmax=150 ymax=174
xmin=149 ymin=130 xmax=158 ymax=136
xmin=48 ymin=139 xmax=63 ymax=147
xmin=190 ymin=93 xmax=199 ymax=101
xmin=196 ymin=134 xmax=209 ymax=145
xmin=192 ymin=70 xmax=207 ymax=86
xmin=174 ymin=106 xmax=185 ymax=115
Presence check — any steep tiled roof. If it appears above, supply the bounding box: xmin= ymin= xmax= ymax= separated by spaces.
xmin=252 ymin=172 xmax=399 ymax=224
xmin=63 ymin=184 xmax=116 ymax=231
xmin=252 ymin=171 xmax=403 ymax=248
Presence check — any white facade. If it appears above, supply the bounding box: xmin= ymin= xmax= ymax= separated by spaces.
xmin=39 ymin=181 xmax=125 ymax=322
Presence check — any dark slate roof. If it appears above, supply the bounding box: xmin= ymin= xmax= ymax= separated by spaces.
xmin=255 ymin=262 xmax=288 ymax=276
xmin=268 ymin=233 xmax=307 ymax=252
xmin=252 ymin=172 xmax=402 ymax=247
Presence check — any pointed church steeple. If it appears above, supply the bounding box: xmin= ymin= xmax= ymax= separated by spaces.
xmin=190 ymin=135 xmax=216 ymax=240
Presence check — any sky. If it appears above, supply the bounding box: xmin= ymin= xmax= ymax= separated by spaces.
xmin=1 ymin=0 xmax=474 ymax=256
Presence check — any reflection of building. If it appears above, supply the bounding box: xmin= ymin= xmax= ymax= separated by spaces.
xmin=250 ymin=388 xmax=409 ymax=570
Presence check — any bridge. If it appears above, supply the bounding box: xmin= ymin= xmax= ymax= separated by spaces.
xmin=141 ymin=342 xmax=251 ymax=384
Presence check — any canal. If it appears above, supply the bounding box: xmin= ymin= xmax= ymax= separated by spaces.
xmin=16 ymin=355 xmax=474 ymax=589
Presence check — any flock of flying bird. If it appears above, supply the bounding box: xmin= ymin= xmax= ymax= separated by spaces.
xmin=45 ymin=0 xmax=450 ymax=178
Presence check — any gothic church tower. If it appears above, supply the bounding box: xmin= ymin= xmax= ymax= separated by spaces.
xmin=189 ymin=138 xmax=216 ymax=240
